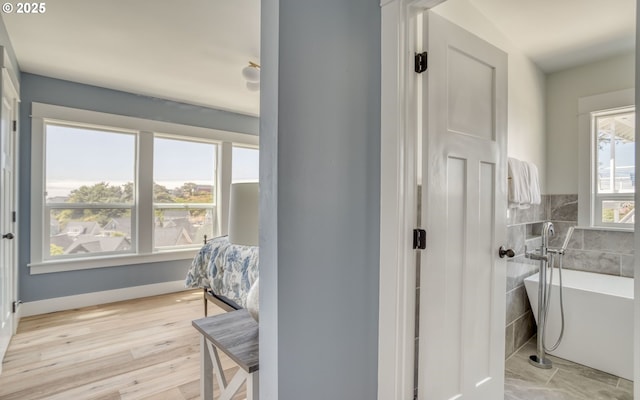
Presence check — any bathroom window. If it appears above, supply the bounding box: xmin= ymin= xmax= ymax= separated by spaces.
xmin=578 ymin=89 xmax=635 ymax=229
xmin=593 ymin=109 xmax=635 ymax=226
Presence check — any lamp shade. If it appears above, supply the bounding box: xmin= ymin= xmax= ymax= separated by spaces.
xmin=228 ymin=182 xmax=259 ymax=246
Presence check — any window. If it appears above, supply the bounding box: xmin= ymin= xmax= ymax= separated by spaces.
xmin=153 ymin=137 xmax=217 ymax=249
xmin=593 ymin=109 xmax=635 ymax=226
xmin=46 ymin=124 xmax=136 ymax=259
xmin=30 ymin=103 xmax=258 ymax=273
xmin=578 ymin=88 xmax=635 ymax=229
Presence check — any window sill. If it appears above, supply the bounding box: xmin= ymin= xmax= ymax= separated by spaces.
xmin=28 ymin=249 xmax=198 ymax=275
xmin=574 ymin=225 xmax=634 ymax=233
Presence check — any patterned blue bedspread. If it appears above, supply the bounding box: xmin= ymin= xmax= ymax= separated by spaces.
xmin=185 ymin=236 xmax=259 ymax=308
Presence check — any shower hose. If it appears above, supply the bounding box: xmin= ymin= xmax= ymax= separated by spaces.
xmin=542 ymin=252 xmax=565 ymax=352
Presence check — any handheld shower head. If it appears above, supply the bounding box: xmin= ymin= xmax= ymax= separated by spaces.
xmin=561 ymin=226 xmax=575 ymax=253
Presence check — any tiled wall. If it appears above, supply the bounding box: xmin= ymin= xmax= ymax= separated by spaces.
xmin=504 ymin=193 xmax=635 ymax=358
xmin=548 ymin=194 xmax=634 ymax=278
xmin=505 ymin=198 xmax=546 ymax=358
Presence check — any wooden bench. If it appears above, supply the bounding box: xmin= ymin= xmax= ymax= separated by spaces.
xmin=192 ymin=309 xmax=259 ymax=400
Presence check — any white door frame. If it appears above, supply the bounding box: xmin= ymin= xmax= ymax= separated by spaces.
xmin=5 ymin=69 xmax=19 ymax=331
xmin=1 ymin=48 xmax=20 ymax=331
xmin=377 ymin=1 xmax=446 ymax=398
xmin=0 ymin=48 xmax=19 ymax=373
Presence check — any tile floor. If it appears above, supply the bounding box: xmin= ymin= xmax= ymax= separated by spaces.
xmin=505 ymin=337 xmax=633 ymax=400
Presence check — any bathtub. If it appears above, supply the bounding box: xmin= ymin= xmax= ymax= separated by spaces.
xmin=524 ymin=268 xmax=634 ymax=381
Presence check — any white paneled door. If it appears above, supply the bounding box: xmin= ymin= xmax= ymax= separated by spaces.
xmin=418 ymin=11 xmax=507 ymax=400
xmin=0 ymin=68 xmax=18 ymax=373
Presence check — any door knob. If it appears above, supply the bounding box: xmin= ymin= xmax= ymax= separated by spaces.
xmin=498 ymin=246 xmax=514 ymax=258
xmin=2 ymin=233 xmax=14 ymax=240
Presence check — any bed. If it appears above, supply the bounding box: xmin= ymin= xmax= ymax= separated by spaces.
xmin=185 ymin=235 xmax=259 ymax=315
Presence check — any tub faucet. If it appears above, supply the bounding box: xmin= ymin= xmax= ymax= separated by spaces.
xmin=525 ymin=221 xmax=555 ymax=261
xmin=541 ymin=221 xmax=555 ymax=248
xmin=529 ymin=223 xmax=574 ymax=369
xmin=528 ymin=221 xmax=557 ymax=369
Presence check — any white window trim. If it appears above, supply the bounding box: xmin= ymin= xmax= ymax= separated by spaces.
xmin=578 ymin=88 xmax=635 ymax=230
xmin=30 ymin=102 xmax=258 ymax=274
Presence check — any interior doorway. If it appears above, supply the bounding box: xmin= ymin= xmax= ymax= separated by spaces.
xmin=0 ymin=67 xmax=19 ymax=372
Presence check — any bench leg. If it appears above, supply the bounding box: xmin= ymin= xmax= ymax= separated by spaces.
xmin=203 ymin=288 xmax=208 ymax=316
xmin=219 ymin=369 xmax=248 ymax=400
xmin=209 ymin=342 xmax=227 ymax=392
xmin=247 ymin=371 xmax=259 ymax=400
xmin=200 ymin=335 xmax=259 ymax=400
xmin=200 ymin=336 xmax=259 ymax=400
xmin=200 ymin=336 xmax=214 ymax=399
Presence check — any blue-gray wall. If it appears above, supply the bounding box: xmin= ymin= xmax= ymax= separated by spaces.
xmin=260 ymin=0 xmax=381 ymax=398
xmin=19 ymin=73 xmax=258 ymax=302
xmin=258 ymin=0 xmax=280 ymax=396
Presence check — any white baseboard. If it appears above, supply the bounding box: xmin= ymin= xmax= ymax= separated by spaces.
xmin=20 ymin=280 xmax=187 ymax=317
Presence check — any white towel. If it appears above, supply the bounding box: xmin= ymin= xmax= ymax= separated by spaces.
xmin=526 ymin=161 xmax=541 ymax=205
xmin=508 ymin=157 xmax=541 ymax=208
xmin=508 ymin=157 xmax=529 ymax=209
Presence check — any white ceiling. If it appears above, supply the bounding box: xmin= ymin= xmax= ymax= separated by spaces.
xmin=469 ymin=0 xmax=636 ymax=73
xmin=2 ymin=0 xmax=261 ymax=116
xmin=1 ymin=0 xmax=635 ymax=117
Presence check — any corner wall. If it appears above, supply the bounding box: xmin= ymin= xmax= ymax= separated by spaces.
xmin=260 ymin=0 xmax=381 ymax=398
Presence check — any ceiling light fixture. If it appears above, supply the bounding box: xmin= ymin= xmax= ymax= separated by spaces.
xmin=242 ymin=61 xmax=260 ymax=91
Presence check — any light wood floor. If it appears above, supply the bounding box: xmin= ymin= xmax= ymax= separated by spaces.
xmin=0 ymin=290 xmax=247 ymax=400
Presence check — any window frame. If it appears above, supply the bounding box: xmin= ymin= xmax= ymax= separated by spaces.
xmin=578 ymin=88 xmax=635 ymax=230
xmin=592 ymin=108 xmax=635 ymax=228
xmin=43 ymin=121 xmax=139 ymax=261
xmin=30 ymin=102 xmax=258 ymax=274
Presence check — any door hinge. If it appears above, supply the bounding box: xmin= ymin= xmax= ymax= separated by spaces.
xmin=12 ymin=211 xmax=16 ymax=222
xmin=414 ymin=52 xmax=428 ymax=73
xmin=12 ymin=120 xmax=16 ymax=132
xmin=413 ymin=229 xmax=426 ymax=250
xmin=12 ymin=300 xmax=22 ymax=313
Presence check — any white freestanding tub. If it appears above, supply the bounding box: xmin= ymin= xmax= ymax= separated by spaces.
xmin=524 ymin=268 xmax=634 ymax=381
